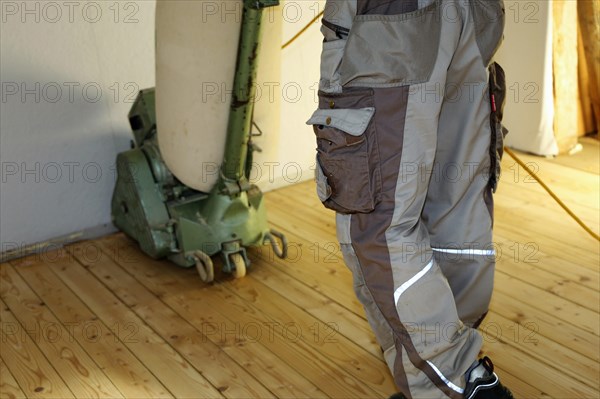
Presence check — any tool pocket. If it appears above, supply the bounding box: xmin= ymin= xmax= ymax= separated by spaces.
xmin=488 ymin=62 xmax=508 ymax=192
xmin=471 ymin=0 xmax=506 ymax=67
xmin=307 ymin=90 xmax=381 ymax=214
xmin=338 ymin=1 xmax=441 ymax=88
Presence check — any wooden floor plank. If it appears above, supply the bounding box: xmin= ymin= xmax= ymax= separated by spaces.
xmin=68 ymin=241 xmax=286 ymax=399
xmin=90 ymin=237 xmax=329 ymax=399
xmin=246 ymin=238 xmax=548 ymax=398
xmin=494 ymin=272 xmax=599 ymax=336
xmin=546 ymin=137 xmax=600 ymax=174
xmin=268 ymin=183 xmax=600 ymax=334
xmin=254 ymin=212 xmax=598 ymax=396
xmin=264 ymin=186 xmax=597 ymax=395
xmin=489 ymin=290 xmax=599 ymax=363
xmin=267 ymin=191 xmax=338 ymax=245
xmin=225 ymin=275 xmax=397 ymax=398
xmin=1 ymin=137 xmax=598 ymax=399
xmin=274 ymin=179 xmax=600 ymax=397
xmin=276 ymin=175 xmax=598 ymax=271
xmin=275 ymin=175 xmax=600 ymax=272
xmin=252 ymin=235 xmax=600 ymax=392
xmin=481 ymin=311 xmax=599 ymax=388
xmin=247 ymin=250 xmax=381 ymax=358
xmin=495 ymin=249 xmax=599 ymax=312
xmin=494 ymin=216 xmax=598 ymax=272
xmin=250 ymin=225 xmax=563 ymax=398
xmin=499 ymin=173 xmax=599 ymax=230
xmin=493 ymin=232 xmax=599 ymax=292
xmin=271 ymin=179 xmax=600 ymax=276
xmin=99 ymin=234 xmax=382 ymax=399
xmin=11 ymin=254 xmax=173 ymax=399
xmin=1 ymin=264 xmax=123 ymax=398
xmin=504 ymin=145 xmax=600 ymax=210
xmin=38 ymin=251 xmax=224 ymax=399
xmin=253 ymin=219 xmax=365 ymax=317
xmin=481 ymin=338 xmax=598 ymax=398
xmin=268 ymin=200 xmax=600 ymax=342
xmin=494 ymin=201 xmax=598 ymax=266
xmin=0 ymin=354 xmax=28 ymax=399
xmin=490 ymin=367 xmax=551 ymax=399
xmin=0 ymin=298 xmax=74 ymax=399
xmin=494 ymin=163 xmax=599 ymax=266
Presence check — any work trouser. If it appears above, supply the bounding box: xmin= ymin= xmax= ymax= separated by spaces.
xmin=307 ymin=1 xmax=507 ymax=398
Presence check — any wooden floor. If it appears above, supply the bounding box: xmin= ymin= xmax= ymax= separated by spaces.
xmin=2 ymin=139 xmax=599 ymax=399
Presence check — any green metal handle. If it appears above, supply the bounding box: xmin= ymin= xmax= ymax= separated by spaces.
xmin=220 ymin=0 xmax=279 ymax=190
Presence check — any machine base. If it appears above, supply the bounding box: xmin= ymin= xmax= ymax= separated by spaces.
xmin=111 ymin=89 xmax=287 ymax=282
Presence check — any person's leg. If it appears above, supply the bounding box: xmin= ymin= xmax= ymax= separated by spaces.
xmin=328 ymin=2 xmax=481 ymax=397
xmin=422 ymin=0 xmax=506 ymax=329
xmin=336 ymin=80 xmax=481 ymax=398
xmin=312 ymin=1 xmax=507 ymax=397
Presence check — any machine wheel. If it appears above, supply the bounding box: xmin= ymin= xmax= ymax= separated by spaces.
xmin=194 ymin=251 xmax=214 ymax=283
xmin=230 ymin=253 xmax=247 ymax=279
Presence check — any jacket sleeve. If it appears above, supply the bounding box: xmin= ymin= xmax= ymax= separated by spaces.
xmin=318 ymin=0 xmax=357 ymax=93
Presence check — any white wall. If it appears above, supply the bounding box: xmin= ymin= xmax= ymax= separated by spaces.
xmin=496 ymin=0 xmax=557 ymax=156
xmin=1 ymin=0 xmax=557 ymax=252
xmin=0 ymin=1 xmax=156 ymax=252
xmin=254 ymin=0 xmax=324 ymax=190
xmin=0 ymin=0 xmax=323 ymax=252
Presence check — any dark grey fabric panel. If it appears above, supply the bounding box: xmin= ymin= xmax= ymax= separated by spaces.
xmin=357 ymin=0 xmax=419 ymax=15
xmin=349 ymin=87 xmax=463 ymax=399
xmin=349 ymin=86 xmax=412 ymax=396
xmin=471 ymin=0 xmax=506 ymax=66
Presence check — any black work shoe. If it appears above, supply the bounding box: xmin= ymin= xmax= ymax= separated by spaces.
xmin=464 ymin=356 xmax=514 ymax=399
xmin=388 ymin=356 xmax=512 ymax=399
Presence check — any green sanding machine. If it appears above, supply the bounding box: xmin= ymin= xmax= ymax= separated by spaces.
xmin=111 ymin=0 xmax=287 ymax=282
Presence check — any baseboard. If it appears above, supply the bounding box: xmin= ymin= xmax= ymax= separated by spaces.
xmin=0 ymin=223 xmax=117 ymax=263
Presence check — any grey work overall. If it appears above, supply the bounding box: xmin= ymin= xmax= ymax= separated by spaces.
xmin=307 ymin=0 xmax=507 ymax=398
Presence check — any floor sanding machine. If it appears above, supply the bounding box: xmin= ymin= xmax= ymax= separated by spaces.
xmin=111 ymin=0 xmax=287 ymax=282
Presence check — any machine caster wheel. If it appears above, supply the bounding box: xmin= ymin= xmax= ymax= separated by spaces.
xmin=194 ymin=251 xmax=214 ymax=283
xmin=230 ymin=252 xmax=247 ymax=279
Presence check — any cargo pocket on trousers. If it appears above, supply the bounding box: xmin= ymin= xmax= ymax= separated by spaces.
xmin=488 ymin=62 xmax=508 ymax=192
xmin=338 ymin=1 xmax=441 ymax=87
xmin=307 ymin=105 xmax=380 ymax=214
xmin=472 ymin=0 xmax=506 ymax=67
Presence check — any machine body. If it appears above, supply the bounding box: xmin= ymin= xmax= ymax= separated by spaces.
xmin=111 ymin=0 xmax=287 ymax=281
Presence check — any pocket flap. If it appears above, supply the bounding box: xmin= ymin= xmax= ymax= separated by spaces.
xmin=306 ymin=107 xmax=375 ymax=136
